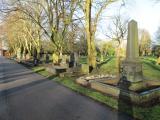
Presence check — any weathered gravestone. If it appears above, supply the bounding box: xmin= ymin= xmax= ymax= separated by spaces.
xmin=60 ymin=55 xmax=68 ymax=68
xmin=33 ymin=48 xmax=38 ymax=66
xmin=81 ymin=64 xmax=89 ymax=74
xmin=120 ymin=20 xmax=143 ymax=84
xmin=69 ymin=52 xmax=78 ymax=67
xmin=74 ymin=52 xmax=79 ymax=67
xmin=46 ymin=52 xmax=49 ymax=63
xmin=52 ymin=53 xmax=59 ymax=65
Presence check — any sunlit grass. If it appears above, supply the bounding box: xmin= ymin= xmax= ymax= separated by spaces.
xmin=142 ymin=58 xmax=160 ymax=80
xmin=96 ymin=57 xmax=118 ymax=74
xmin=93 ymin=56 xmax=160 ymax=80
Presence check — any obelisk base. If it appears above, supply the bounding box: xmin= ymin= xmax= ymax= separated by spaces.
xmin=120 ymin=60 xmax=143 ymax=83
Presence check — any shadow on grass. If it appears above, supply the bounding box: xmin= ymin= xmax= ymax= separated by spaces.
xmin=97 ymin=57 xmax=113 ymax=68
xmin=47 ymin=75 xmax=57 ymax=80
xmin=143 ymin=60 xmax=160 ymax=71
xmin=91 ymin=57 xmax=114 ymax=74
xmin=34 ymin=69 xmax=45 ymax=73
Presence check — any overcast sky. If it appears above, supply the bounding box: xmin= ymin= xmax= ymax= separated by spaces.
xmin=96 ymin=0 xmax=160 ymax=41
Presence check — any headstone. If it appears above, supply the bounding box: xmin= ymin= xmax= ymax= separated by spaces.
xmin=26 ymin=54 xmax=30 ymax=60
xmin=120 ymin=20 xmax=143 ymax=83
xmin=40 ymin=48 xmax=43 ymax=59
xmin=46 ymin=52 xmax=49 ymax=63
xmin=74 ymin=52 xmax=78 ymax=67
xmin=33 ymin=48 xmax=38 ymax=66
xmin=17 ymin=48 xmax=21 ymax=62
xmin=52 ymin=53 xmax=59 ymax=65
xmin=81 ymin=64 xmax=89 ymax=74
xmin=69 ymin=52 xmax=75 ymax=67
xmin=60 ymin=55 xmax=68 ymax=68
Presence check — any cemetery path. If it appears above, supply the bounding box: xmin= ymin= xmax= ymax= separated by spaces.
xmin=0 ymin=56 xmax=133 ymax=120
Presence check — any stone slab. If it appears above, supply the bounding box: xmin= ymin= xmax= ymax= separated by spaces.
xmin=45 ymin=66 xmax=67 ymax=75
xmin=77 ymin=77 xmax=160 ymax=104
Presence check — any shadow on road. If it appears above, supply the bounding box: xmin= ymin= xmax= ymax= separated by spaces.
xmin=0 ymin=78 xmax=48 ymax=96
xmin=118 ymin=78 xmax=134 ymax=120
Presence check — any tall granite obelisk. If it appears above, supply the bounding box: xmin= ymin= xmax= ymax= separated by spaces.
xmin=120 ymin=20 xmax=143 ymax=83
xmin=126 ymin=20 xmax=139 ymax=61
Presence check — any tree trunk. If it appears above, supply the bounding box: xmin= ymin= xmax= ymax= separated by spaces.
xmin=85 ymin=0 xmax=96 ymax=69
xmin=157 ymin=56 xmax=160 ymax=65
xmin=116 ymin=46 xmax=121 ymax=78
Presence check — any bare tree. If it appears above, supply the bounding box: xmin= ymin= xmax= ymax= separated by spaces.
xmin=79 ymin=0 xmax=120 ymax=69
xmin=139 ymin=29 xmax=152 ymax=56
xmin=105 ymin=13 xmax=129 ymax=74
xmin=1 ymin=0 xmax=81 ymax=56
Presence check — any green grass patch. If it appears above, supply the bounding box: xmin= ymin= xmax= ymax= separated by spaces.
xmin=79 ymin=56 xmax=87 ymax=64
xmin=142 ymin=60 xmax=160 ymax=80
xmin=142 ymin=56 xmax=157 ymax=64
xmin=94 ymin=57 xmax=118 ymax=75
xmin=93 ymin=57 xmax=160 ymax=80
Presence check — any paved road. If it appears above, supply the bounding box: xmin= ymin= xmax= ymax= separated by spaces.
xmin=0 ymin=56 xmax=133 ymax=120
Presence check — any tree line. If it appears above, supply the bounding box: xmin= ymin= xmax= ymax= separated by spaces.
xmin=0 ymin=0 xmax=160 ymax=67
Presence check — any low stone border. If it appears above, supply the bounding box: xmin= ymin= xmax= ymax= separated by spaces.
xmin=76 ymin=75 xmax=160 ymax=105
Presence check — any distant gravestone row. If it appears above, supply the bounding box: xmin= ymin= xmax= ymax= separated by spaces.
xmin=45 ymin=52 xmax=86 ymax=76
xmin=51 ymin=52 xmax=79 ymax=68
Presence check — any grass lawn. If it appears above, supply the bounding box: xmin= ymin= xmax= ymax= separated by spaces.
xmin=95 ymin=57 xmax=118 ymax=74
xmin=29 ymin=56 xmax=160 ymax=120
xmin=142 ymin=57 xmax=160 ymax=80
xmin=79 ymin=56 xmax=87 ymax=64
xmin=93 ymin=56 xmax=160 ymax=80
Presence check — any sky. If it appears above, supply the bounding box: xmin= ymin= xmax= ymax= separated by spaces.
xmin=96 ymin=0 xmax=160 ymax=41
